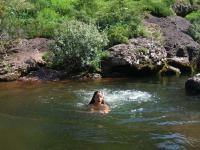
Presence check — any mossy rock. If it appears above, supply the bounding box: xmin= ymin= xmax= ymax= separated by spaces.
xmin=159 ymin=65 xmax=181 ymax=76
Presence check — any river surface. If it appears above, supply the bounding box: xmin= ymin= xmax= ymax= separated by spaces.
xmin=0 ymin=76 xmax=200 ymax=150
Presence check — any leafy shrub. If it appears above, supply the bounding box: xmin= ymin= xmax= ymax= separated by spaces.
xmin=49 ymin=20 xmax=108 ymax=73
xmin=144 ymin=0 xmax=175 ymax=17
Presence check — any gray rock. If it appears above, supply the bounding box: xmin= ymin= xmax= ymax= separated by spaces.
xmin=0 ymin=38 xmax=53 ymax=81
xmin=167 ymin=57 xmax=192 ymax=73
xmin=0 ymin=72 xmax=21 ymax=81
xmin=159 ymin=65 xmax=181 ymax=76
xmin=18 ymin=68 xmax=65 ymax=81
xmin=145 ymin=16 xmax=200 ymax=61
xmin=102 ymin=37 xmax=167 ymax=77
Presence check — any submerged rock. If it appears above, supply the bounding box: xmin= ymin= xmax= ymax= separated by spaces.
xmin=71 ymin=73 xmax=102 ymax=80
xmin=102 ymin=37 xmax=167 ymax=77
xmin=185 ymin=74 xmax=200 ymax=95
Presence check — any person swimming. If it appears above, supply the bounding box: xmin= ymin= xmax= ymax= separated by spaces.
xmin=88 ymin=91 xmax=110 ymax=114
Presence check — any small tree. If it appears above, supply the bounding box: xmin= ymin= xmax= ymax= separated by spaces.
xmin=49 ymin=20 xmax=108 ymax=73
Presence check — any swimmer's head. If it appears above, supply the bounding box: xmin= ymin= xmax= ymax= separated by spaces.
xmin=89 ymin=91 xmax=105 ymax=105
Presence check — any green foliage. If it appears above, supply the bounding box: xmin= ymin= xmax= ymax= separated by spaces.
xmin=1 ymin=15 xmax=28 ymax=38
xmin=1 ymin=0 xmax=177 ymax=40
xmin=186 ymin=10 xmax=200 ymax=43
xmin=135 ymin=47 xmax=149 ymax=54
xmin=187 ymin=0 xmax=200 ymax=5
xmin=71 ymin=0 xmax=100 ymax=23
xmin=6 ymin=0 xmax=36 ymax=18
xmin=188 ymin=21 xmax=200 ymax=43
xmin=107 ymin=24 xmax=129 ymax=45
xmin=49 ymin=20 xmax=108 ymax=73
xmin=26 ymin=8 xmax=61 ymax=38
xmin=0 ymin=0 xmax=36 ymax=38
xmin=96 ymin=0 xmax=145 ymax=45
xmin=144 ymin=0 xmax=175 ymax=17
xmin=186 ymin=10 xmax=200 ymax=23
xmin=0 ymin=1 xmax=6 ymax=18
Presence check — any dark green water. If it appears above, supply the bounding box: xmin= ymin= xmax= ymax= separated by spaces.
xmin=0 ymin=76 xmax=200 ymax=150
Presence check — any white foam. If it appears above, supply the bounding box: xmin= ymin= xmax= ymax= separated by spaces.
xmin=76 ymin=103 xmax=85 ymax=107
xmin=75 ymin=89 xmax=153 ymax=109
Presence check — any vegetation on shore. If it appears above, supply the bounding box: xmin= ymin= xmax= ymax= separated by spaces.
xmin=0 ymin=0 xmax=200 ymax=74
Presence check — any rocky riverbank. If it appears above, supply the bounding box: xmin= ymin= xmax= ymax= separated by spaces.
xmin=0 ymin=15 xmax=200 ymax=81
xmin=102 ymin=15 xmax=200 ymax=77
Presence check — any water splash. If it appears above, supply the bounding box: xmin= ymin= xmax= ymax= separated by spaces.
xmin=75 ymin=89 xmax=152 ymax=109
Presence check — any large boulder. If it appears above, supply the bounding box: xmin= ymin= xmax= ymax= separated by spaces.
xmin=0 ymin=38 xmax=53 ymax=81
xmin=102 ymin=37 xmax=167 ymax=77
xmin=185 ymin=73 xmax=200 ymax=94
xmin=145 ymin=15 xmax=200 ymax=61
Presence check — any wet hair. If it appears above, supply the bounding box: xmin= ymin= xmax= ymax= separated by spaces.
xmin=89 ymin=91 xmax=105 ymax=104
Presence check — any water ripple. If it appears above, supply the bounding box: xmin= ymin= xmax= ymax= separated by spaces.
xmin=156 ymin=120 xmax=200 ymax=126
xmin=151 ymin=133 xmax=199 ymax=150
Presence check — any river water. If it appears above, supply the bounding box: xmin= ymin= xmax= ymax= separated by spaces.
xmin=0 ymin=76 xmax=200 ymax=150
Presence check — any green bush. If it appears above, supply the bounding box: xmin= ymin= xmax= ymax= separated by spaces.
xmin=144 ymin=0 xmax=175 ymax=17
xmin=49 ymin=20 xmax=108 ymax=73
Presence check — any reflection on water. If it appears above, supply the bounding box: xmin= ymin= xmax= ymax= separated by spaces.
xmin=0 ymin=77 xmax=200 ymax=150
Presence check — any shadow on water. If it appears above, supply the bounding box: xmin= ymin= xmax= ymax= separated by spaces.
xmin=0 ymin=76 xmax=200 ymax=150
